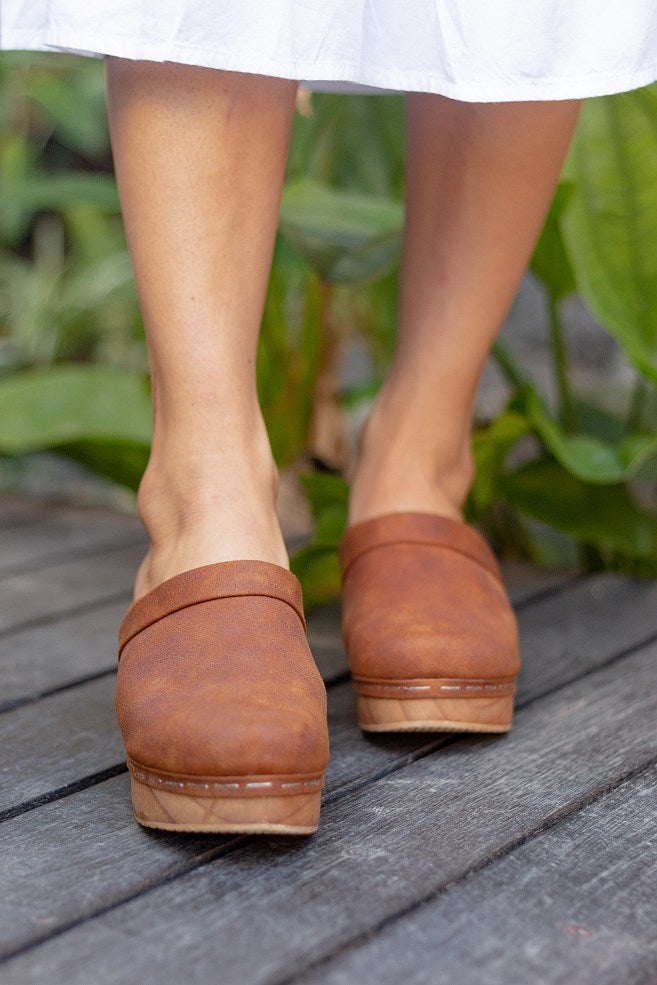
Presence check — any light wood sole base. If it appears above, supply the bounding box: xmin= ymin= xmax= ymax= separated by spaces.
xmin=357 ymin=694 xmax=513 ymax=733
xmin=131 ymin=777 xmax=321 ymax=834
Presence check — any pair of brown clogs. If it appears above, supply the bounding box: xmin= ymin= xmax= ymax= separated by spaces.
xmin=116 ymin=511 xmax=519 ymax=834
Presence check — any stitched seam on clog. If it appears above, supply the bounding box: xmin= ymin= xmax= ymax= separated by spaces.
xmin=352 ymin=677 xmax=517 ymax=698
xmin=340 ymin=537 xmax=501 ymax=584
xmin=118 ymin=589 xmax=306 ymax=659
xmin=127 ymin=760 xmax=325 ymax=796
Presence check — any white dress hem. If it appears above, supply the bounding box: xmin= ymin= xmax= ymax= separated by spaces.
xmin=4 ymin=28 xmax=657 ymax=102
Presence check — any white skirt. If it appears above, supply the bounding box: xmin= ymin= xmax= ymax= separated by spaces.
xmin=3 ymin=0 xmax=657 ymax=103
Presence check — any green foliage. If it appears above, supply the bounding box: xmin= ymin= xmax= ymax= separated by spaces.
xmin=561 ymin=88 xmax=657 ymax=385
xmin=2 ymin=51 xmax=657 ymax=603
xmin=289 ymin=471 xmax=349 ymax=609
xmin=280 ymin=178 xmax=403 ymax=284
xmin=0 ymin=364 xmax=151 ymax=488
xmin=511 ymin=385 xmax=657 ymax=484
xmin=502 ymin=458 xmax=657 ymax=566
xmin=257 ymin=236 xmax=321 ymax=467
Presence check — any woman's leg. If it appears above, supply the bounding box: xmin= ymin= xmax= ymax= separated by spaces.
xmin=348 ymin=95 xmax=582 ymax=524
xmin=105 ymin=61 xmax=298 ymax=598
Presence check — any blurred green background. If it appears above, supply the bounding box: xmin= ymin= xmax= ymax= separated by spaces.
xmin=2 ymin=52 xmax=657 ymax=606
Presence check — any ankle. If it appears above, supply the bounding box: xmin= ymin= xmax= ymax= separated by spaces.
xmin=133 ymin=426 xmax=289 ymax=598
xmin=137 ymin=443 xmax=280 ymax=546
xmin=348 ymin=393 xmax=475 ymax=525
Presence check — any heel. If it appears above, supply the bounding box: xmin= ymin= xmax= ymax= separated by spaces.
xmin=357 ymin=694 xmax=514 ymax=733
xmin=130 ymin=775 xmax=323 ymax=834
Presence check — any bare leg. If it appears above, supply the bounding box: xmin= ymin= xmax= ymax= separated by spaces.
xmin=105 ymin=61 xmax=297 ymax=598
xmin=348 ymin=95 xmax=582 ymax=524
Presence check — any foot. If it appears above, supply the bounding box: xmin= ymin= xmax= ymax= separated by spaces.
xmin=347 ymin=387 xmax=474 ymax=528
xmin=133 ymin=419 xmax=289 ymax=599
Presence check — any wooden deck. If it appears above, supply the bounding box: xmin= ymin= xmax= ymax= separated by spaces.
xmin=1 ymin=495 xmax=656 ymax=985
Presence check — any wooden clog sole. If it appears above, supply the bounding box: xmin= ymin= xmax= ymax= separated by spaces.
xmin=129 ymin=762 xmax=323 ymax=834
xmin=357 ymin=693 xmax=514 ymax=733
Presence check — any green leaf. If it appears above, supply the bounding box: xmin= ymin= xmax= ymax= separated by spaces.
xmin=279 ymin=179 xmax=403 ymax=284
xmin=297 ymin=469 xmax=349 ymax=541
xmin=290 ymin=544 xmax=342 ymax=611
xmin=0 ymin=132 xmax=34 ymax=245
xmin=1 ymin=170 xmax=121 ymax=248
xmin=513 ymin=385 xmax=657 ymax=484
xmin=530 ymin=183 xmax=577 ymax=300
xmin=561 ymin=85 xmax=657 ymax=382
xmin=289 ymin=470 xmax=349 ymax=608
xmin=0 ymin=364 xmax=152 ymax=453
xmin=58 ymin=438 xmax=149 ymax=491
xmin=27 ymin=66 xmax=109 ymax=158
xmin=503 ymin=457 xmax=657 ymax=562
xmin=469 ymin=410 xmax=529 ymax=516
xmin=258 ymin=238 xmax=321 ymax=467
xmin=7 ymin=173 xmax=120 ymax=214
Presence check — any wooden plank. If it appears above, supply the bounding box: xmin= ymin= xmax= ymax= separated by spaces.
xmin=0 ymin=490 xmax=569 ymax=704
xmin=500 ymin=558 xmax=574 ymax=605
xmin=3 ymin=571 xmax=655 ymax=812
xmin=0 ymin=676 xmax=123 ymax=813
xmin=0 ymin=564 xmax=651 ymax=870
xmin=1 ymin=598 xmax=347 ymax=712
xmin=0 ymin=497 xmax=54 ymax=529
xmin=306 ymin=602 xmax=346 ymax=683
xmin=0 ymin=674 xmax=427 ymax=821
xmin=0 ymin=542 xmax=145 ymax=636
xmin=296 ymin=765 xmax=657 ymax=985
xmin=0 ymin=496 xmax=109 ymax=531
xmin=0 ymin=548 xmax=624 ymax=710
xmin=1 ymin=640 xmax=654 ymax=982
xmin=0 ymin=595 xmax=347 ymax=713
xmin=0 ymin=680 xmax=428 ymax=951
xmin=0 ymin=584 xmax=636 ymax=948
xmin=515 ymin=572 xmax=657 ymax=697
xmin=0 ymin=502 xmax=143 ymax=575
xmin=1 ymin=599 xmax=128 ymax=712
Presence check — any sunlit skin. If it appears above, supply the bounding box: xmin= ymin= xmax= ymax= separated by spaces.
xmin=348 ymin=93 xmax=581 ymax=524
xmin=105 ymin=58 xmax=581 ymax=599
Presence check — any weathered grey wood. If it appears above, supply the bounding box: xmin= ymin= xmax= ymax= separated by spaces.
xmin=0 ymin=542 xmax=145 ymax=636
xmin=297 ymin=765 xmax=657 ymax=985
xmin=1 ymin=640 xmax=654 ymax=983
xmin=0 ymin=599 xmax=346 ymax=712
xmin=0 ymin=589 xmax=640 ymax=955
xmin=0 ymin=497 xmax=60 ymax=529
xmin=0 ymin=771 xmax=238 ymax=954
xmin=1 ymin=599 xmax=127 ymax=711
xmin=0 ymin=672 xmax=430 ymax=822
xmin=0 ymin=502 xmax=143 ymax=575
xmin=0 ymin=497 xmax=648 ymax=981
xmin=500 ymin=559 xmax=574 ymax=605
xmin=514 ymin=572 xmax=657 ymax=698
xmin=3 ymin=569 xmax=654 ymax=813
xmin=0 ymin=676 xmax=124 ymax=813
xmin=2 ymin=568 xmax=649 ymax=729
xmin=0 ymin=681 xmax=429 ymax=953
xmin=0 ymin=547 xmax=567 ymax=711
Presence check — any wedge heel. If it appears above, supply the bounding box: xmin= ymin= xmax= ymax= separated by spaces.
xmin=130 ymin=774 xmax=323 ymax=834
xmin=356 ymin=693 xmax=514 ymax=733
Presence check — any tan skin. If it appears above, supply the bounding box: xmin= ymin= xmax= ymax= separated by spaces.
xmin=104 ymin=59 xmax=581 ymax=600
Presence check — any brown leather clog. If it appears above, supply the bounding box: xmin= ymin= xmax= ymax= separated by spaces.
xmin=116 ymin=560 xmax=330 ymax=834
xmin=339 ymin=512 xmax=520 ymax=733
